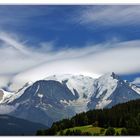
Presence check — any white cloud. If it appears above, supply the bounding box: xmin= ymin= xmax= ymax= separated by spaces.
xmin=0 ymin=31 xmax=140 ymax=91
xmin=0 ymin=33 xmax=46 ymax=75
xmin=0 ymin=32 xmax=29 ymax=55
xmin=10 ymin=40 xmax=140 ymax=91
xmin=77 ymin=5 xmax=140 ymax=26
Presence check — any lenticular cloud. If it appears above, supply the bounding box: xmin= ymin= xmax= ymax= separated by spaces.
xmin=0 ymin=32 xmax=140 ymax=91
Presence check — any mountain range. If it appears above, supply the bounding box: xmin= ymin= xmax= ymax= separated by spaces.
xmin=0 ymin=72 xmax=140 ymax=127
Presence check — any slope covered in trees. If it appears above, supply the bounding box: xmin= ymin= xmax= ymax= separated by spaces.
xmin=37 ymin=99 xmax=140 ymax=135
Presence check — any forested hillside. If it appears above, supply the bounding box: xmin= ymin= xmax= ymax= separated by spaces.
xmin=37 ymin=99 xmax=140 ymax=136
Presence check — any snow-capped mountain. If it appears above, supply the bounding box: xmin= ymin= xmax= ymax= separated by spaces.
xmin=0 ymin=74 xmax=95 ymax=126
xmin=0 ymin=82 xmax=32 ymax=104
xmin=88 ymin=72 xmax=140 ymax=109
xmin=45 ymin=74 xmax=95 ymax=112
xmin=0 ymin=89 xmax=14 ymax=104
xmin=8 ymin=80 xmax=79 ymax=126
xmin=0 ymin=72 xmax=140 ymax=127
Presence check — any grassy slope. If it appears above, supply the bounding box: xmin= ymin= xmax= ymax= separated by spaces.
xmin=57 ymin=125 xmax=122 ymax=135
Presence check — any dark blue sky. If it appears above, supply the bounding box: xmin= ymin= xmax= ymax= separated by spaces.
xmin=0 ymin=5 xmax=140 ymax=82
xmin=1 ymin=5 xmax=140 ymax=47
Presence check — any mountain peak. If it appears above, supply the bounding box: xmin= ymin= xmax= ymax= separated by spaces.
xmin=98 ymin=72 xmax=120 ymax=80
xmin=110 ymin=72 xmax=120 ymax=79
xmin=102 ymin=72 xmax=120 ymax=80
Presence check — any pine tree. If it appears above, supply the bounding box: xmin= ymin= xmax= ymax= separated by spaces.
xmin=105 ymin=127 xmax=115 ymax=136
xmin=60 ymin=130 xmax=64 ymax=136
xmin=121 ymin=128 xmax=128 ymax=135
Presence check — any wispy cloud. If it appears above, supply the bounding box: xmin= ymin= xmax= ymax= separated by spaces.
xmin=0 ymin=32 xmax=29 ymax=55
xmin=76 ymin=5 xmax=140 ymax=26
xmin=0 ymin=31 xmax=140 ymax=91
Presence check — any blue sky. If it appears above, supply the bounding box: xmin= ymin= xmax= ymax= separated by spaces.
xmin=0 ymin=5 xmax=140 ymax=88
xmin=1 ymin=5 xmax=140 ymax=47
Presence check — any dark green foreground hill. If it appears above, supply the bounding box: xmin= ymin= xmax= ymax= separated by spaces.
xmin=37 ymin=99 xmax=140 ymax=136
xmin=0 ymin=115 xmax=47 ymax=135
